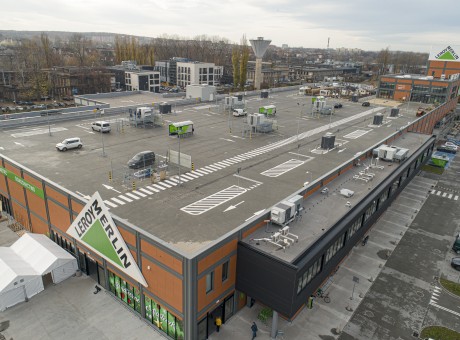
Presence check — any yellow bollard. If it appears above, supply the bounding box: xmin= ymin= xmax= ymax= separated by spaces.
xmin=191 ymin=162 xmax=195 ymax=171
xmin=108 ymin=171 xmax=112 ymax=181
xmin=132 ymin=181 xmax=136 ymax=191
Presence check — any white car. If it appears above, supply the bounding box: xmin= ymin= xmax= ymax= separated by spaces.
xmin=56 ymin=138 xmax=83 ymax=151
xmin=444 ymin=141 xmax=458 ymax=148
xmin=91 ymin=121 xmax=111 ymax=133
xmin=233 ymin=109 xmax=247 ymax=117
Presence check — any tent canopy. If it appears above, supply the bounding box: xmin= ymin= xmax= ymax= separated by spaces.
xmin=10 ymin=233 xmax=75 ymax=275
xmin=0 ymin=248 xmax=38 ymax=293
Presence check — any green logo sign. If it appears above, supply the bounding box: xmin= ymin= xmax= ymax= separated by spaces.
xmin=435 ymin=46 xmax=459 ymax=61
xmin=0 ymin=167 xmax=44 ymax=199
xmin=67 ymin=192 xmax=147 ymax=286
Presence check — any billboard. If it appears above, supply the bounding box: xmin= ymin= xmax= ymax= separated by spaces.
xmin=429 ymin=46 xmax=460 ymax=62
xmin=67 ymin=192 xmax=147 ymax=286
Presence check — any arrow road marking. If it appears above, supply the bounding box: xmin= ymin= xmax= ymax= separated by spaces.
xmin=338 ymin=148 xmax=347 ymax=153
xmin=76 ymin=191 xmax=91 ymax=200
xmin=224 ymin=201 xmax=245 ymax=212
xmin=220 ymin=138 xmax=235 ymax=142
xmin=14 ymin=142 xmax=24 ymax=147
xmin=245 ymin=209 xmax=265 ymax=221
xmin=103 ymin=184 xmax=121 ymax=193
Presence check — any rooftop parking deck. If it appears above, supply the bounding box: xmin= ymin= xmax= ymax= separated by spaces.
xmin=0 ymin=89 xmax=423 ymax=255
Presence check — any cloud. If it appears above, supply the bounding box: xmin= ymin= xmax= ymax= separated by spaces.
xmin=1 ymin=0 xmax=459 ymax=52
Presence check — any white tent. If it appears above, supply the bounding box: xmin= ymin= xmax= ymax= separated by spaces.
xmin=0 ymin=248 xmax=43 ymax=311
xmin=11 ymin=233 xmax=78 ymax=284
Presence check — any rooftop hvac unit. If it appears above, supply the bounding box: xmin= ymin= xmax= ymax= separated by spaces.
xmin=340 ymin=189 xmax=354 ymax=198
xmin=159 ymin=103 xmax=171 ymax=114
xmin=441 ymin=74 xmax=446 ymax=80
xmin=373 ymin=144 xmax=387 ymax=157
xmin=373 ymin=114 xmax=383 ymax=125
xmin=270 ymin=201 xmax=296 ymax=225
xmin=247 ymin=113 xmax=265 ymax=127
xmin=394 ymin=148 xmax=409 ymax=162
xmin=321 ymin=134 xmax=336 ymax=150
xmin=261 ymin=90 xmax=269 ymax=98
xmin=287 ymin=195 xmax=303 ymax=214
xmin=390 ymin=108 xmax=399 ymax=117
xmin=378 ymin=145 xmax=398 ymax=161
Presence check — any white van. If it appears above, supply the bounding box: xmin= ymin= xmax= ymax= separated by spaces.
xmin=91 ymin=121 xmax=111 ymax=133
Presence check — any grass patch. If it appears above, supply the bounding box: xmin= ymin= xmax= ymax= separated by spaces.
xmin=440 ymin=277 xmax=460 ymax=296
xmin=421 ymin=164 xmax=445 ymax=175
xmin=420 ymin=325 xmax=460 ymax=340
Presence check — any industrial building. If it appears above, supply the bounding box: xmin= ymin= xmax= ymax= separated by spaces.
xmin=0 ymin=78 xmax=457 ymax=339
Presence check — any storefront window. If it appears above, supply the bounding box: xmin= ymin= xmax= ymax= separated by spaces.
xmin=176 ymin=319 xmax=185 ymax=340
xmin=134 ymin=287 xmax=141 ymax=313
xmin=109 ymin=272 xmax=116 ymax=294
xmin=159 ymin=306 xmax=168 ymax=333
xmin=145 ymin=296 xmax=153 ymax=323
xmin=120 ymin=279 xmax=128 ymax=303
xmin=168 ymin=312 xmax=176 ymax=337
xmin=126 ymin=282 xmax=135 ymax=309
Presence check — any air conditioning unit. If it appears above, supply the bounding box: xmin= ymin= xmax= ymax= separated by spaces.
xmin=271 ymin=201 xmax=296 ymax=225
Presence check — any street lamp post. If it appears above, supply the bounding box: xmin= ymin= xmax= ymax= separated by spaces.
xmin=45 ymin=98 xmax=51 ymax=136
xmin=305 ymin=171 xmax=312 ymax=184
xmin=177 ymin=127 xmax=182 ymax=186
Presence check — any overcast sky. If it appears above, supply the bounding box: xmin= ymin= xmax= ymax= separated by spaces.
xmin=3 ymin=0 xmax=460 ymax=52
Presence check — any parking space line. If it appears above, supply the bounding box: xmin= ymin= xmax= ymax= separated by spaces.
xmin=455 ymin=195 xmax=459 ymax=201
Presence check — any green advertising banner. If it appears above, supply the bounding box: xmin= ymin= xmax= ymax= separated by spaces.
xmin=0 ymin=167 xmax=44 ymax=199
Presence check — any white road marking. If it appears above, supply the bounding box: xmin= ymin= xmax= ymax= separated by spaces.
xmin=132 ymin=190 xmax=147 ymax=197
xmin=343 ymin=129 xmax=372 ymax=139
xmin=261 ymin=159 xmax=305 ymax=177
xmin=224 ymin=201 xmax=245 ymax=212
xmin=455 ymin=195 xmax=459 ymax=201
xmin=111 ymin=197 xmax=125 ymax=205
xmin=104 ymin=200 xmax=118 ymax=208
xmin=125 ymin=192 xmax=141 ymax=200
xmin=220 ymin=138 xmax=235 ymax=142
xmin=448 ymin=193 xmax=453 ymax=199
xmin=140 ymin=187 xmax=155 ymax=195
xmin=181 ymin=185 xmax=247 ymax=215
xmin=11 ymin=127 xmax=68 ymax=138
xmin=118 ymin=195 xmax=133 ymax=202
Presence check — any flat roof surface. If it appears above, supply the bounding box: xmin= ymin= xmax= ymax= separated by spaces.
xmin=0 ymin=90 xmax=425 ymax=255
xmin=241 ymin=132 xmax=430 ymax=263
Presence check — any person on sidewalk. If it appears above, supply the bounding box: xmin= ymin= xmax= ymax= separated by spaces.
xmin=215 ymin=316 xmax=222 ymax=332
xmin=251 ymin=322 xmax=258 ymax=339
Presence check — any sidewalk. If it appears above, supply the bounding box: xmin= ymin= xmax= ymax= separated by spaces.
xmin=0 ymin=216 xmax=19 ymax=246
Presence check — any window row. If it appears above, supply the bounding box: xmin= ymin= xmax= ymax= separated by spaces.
xmin=325 ymin=233 xmax=345 ymax=264
xmin=297 ymin=257 xmax=322 ymax=294
xmin=206 ymin=260 xmax=230 ymax=294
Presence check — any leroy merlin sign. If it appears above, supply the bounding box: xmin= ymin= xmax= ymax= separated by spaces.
xmin=0 ymin=167 xmax=44 ymax=199
xmin=67 ymin=192 xmax=147 ymax=286
xmin=429 ymin=46 xmax=459 ymax=61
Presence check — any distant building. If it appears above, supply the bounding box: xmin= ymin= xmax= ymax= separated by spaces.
xmin=108 ymin=61 xmax=159 ymax=92
xmin=125 ymin=70 xmax=160 ymax=92
xmin=377 ymin=45 xmax=460 ymax=104
xmin=176 ymin=61 xmax=223 ymax=88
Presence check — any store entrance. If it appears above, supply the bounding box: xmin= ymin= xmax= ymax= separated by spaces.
xmin=0 ymin=193 xmax=13 ymax=217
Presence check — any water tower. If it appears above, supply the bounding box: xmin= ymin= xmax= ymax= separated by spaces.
xmin=250 ymin=37 xmax=271 ymax=90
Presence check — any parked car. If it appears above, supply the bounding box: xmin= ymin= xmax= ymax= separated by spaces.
xmin=128 ymin=151 xmax=155 ymax=169
xmin=451 ymin=257 xmax=460 ymax=271
xmin=444 ymin=142 xmax=458 ymax=149
xmin=91 ymin=121 xmax=111 ymax=133
xmin=233 ymin=109 xmax=247 ymax=117
xmin=334 ymin=103 xmax=343 ymax=109
xmin=362 ymin=102 xmax=370 ymax=107
xmin=56 ymin=138 xmax=83 ymax=151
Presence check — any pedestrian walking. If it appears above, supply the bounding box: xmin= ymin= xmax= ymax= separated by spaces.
xmin=251 ymin=321 xmax=258 ymax=339
xmin=215 ymin=316 xmax=222 ymax=332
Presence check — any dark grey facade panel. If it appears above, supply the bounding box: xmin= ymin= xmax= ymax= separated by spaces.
xmin=236 ymin=243 xmax=297 ymax=316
